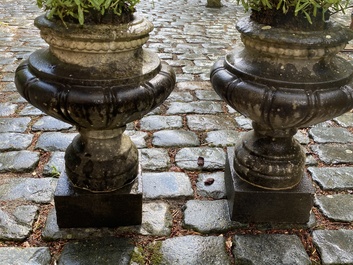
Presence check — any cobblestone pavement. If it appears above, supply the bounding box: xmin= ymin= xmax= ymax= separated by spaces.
xmin=1 ymin=0 xmax=353 ymax=264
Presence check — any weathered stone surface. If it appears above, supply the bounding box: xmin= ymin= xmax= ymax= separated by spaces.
xmin=0 ymin=151 xmax=39 ymax=172
xmin=195 ymin=90 xmax=221 ymax=100
xmin=315 ymin=194 xmax=353 ymax=222
xmin=165 ymin=91 xmax=193 ymax=102
xmin=0 ymin=102 xmax=17 ymax=116
xmin=205 ymin=130 xmax=243 ymax=146
xmin=152 ymin=130 xmax=199 ymax=147
xmin=139 ymin=202 xmax=172 ymax=236
xmin=32 ymin=116 xmax=72 ymax=131
xmin=311 ymin=144 xmax=353 ymax=164
xmin=334 ymin=112 xmax=353 ymax=127
xmin=0 ymin=117 xmax=31 ymax=133
xmin=187 ymin=114 xmax=237 ymax=130
xmin=125 ymin=131 xmax=148 ymax=148
xmin=143 ymin=172 xmax=193 ymax=199
xmin=167 ymin=101 xmax=223 ymax=114
xmin=235 ymin=116 xmax=252 ymax=130
xmin=183 ymin=200 xmax=243 ymax=233
xmin=57 ymin=238 xmax=134 ymax=265
xmin=140 ymin=115 xmax=183 ymax=130
xmin=0 ymin=178 xmax=57 ymax=203
xmin=313 ymin=230 xmax=353 ymax=265
xmin=175 ymin=147 xmax=226 ymax=170
xmin=0 ymin=247 xmax=51 ymax=265
xmin=19 ymin=104 xmax=44 ymax=116
xmin=295 ymin=130 xmax=310 ymax=145
xmin=233 ymin=234 xmax=311 ymax=265
xmin=139 ymin=148 xmax=170 ymax=171
xmin=42 ymin=152 xmax=65 ymax=177
xmin=309 ymin=127 xmax=353 ymax=143
xmin=309 ymin=167 xmax=353 ymax=190
xmin=160 ymin=235 xmax=231 ymax=265
xmin=196 ymin=172 xmax=226 ymax=199
xmin=35 ymin=132 xmax=77 ymax=151
xmin=0 ymin=205 xmax=38 ymax=241
xmin=0 ymin=133 xmax=33 ymax=151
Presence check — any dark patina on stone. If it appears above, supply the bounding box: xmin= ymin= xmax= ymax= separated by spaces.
xmin=54 ymin=170 xmax=142 ymax=228
xmin=225 ymin=147 xmax=314 ymax=223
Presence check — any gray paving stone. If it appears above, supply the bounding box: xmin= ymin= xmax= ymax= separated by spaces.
xmin=233 ymin=234 xmax=311 ymax=265
xmin=205 ymin=130 xmax=244 ymax=146
xmin=295 ymin=130 xmax=310 ymax=145
xmin=311 ymin=144 xmax=353 ymax=164
xmin=0 ymin=117 xmax=31 ymax=133
xmin=313 ymin=230 xmax=353 ymax=265
xmin=142 ymin=172 xmax=193 ymax=199
xmin=152 ymin=130 xmax=199 ymax=147
xmin=19 ymin=104 xmax=44 ymax=116
xmin=32 ymin=116 xmax=73 ymax=131
xmin=139 ymin=148 xmax=170 ymax=171
xmin=315 ymin=194 xmax=353 ymax=222
xmin=0 ymin=247 xmax=51 ymax=265
xmin=160 ymin=235 xmax=231 ymax=265
xmin=0 ymin=151 xmax=39 ymax=172
xmin=167 ymin=101 xmax=223 ymax=114
xmin=42 ymin=152 xmax=65 ymax=177
xmin=176 ymin=81 xmax=212 ymax=90
xmin=308 ymin=167 xmax=353 ymax=190
xmin=35 ymin=132 xmax=77 ymax=152
xmin=183 ymin=200 xmax=243 ymax=233
xmin=139 ymin=202 xmax=172 ymax=236
xmin=187 ymin=114 xmax=237 ymax=130
xmin=57 ymin=237 xmax=134 ymax=265
xmin=0 ymin=205 xmax=38 ymax=241
xmin=235 ymin=116 xmax=253 ymax=130
xmin=175 ymin=147 xmax=226 ymax=170
xmin=309 ymin=127 xmax=353 ymax=143
xmin=0 ymin=178 xmax=57 ymax=203
xmin=125 ymin=130 xmax=148 ymax=148
xmin=165 ymin=91 xmax=194 ymax=102
xmin=0 ymin=133 xmax=33 ymax=151
xmin=0 ymin=102 xmax=17 ymax=116
xmin=140 ymin=115 xmax=183 ymax=130
xmin=196 ymin=172 xmax=226 ymax=199
xmin=334 ymin=112 xmax=353 ymax=127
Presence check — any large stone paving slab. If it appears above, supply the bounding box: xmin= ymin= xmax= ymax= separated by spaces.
xmin=139 ymin=115 xmax=183 ymax=130
xmin=0 ymin=205 xmax=38 ymax=241
xmin=139 ymin=148 xmax=170 ymax=171
xmin=309 ymin=127 xmax=353 ymax=143
xmin=57 ymin=238 xmax=134 ymax=265
xmin=233 ymin=234 xmax=311 ymax=265
xmin=175 ymin=147 xmax=226 ymax=170
xmin=35 ymin=132 xmax=77 ymax=151
xmin=196 ymin=172 xmax=226 ymax=199
xmin=0 ymin=133 xmax=33 ymax=151
xmin=205 ymin=130 xmax=244 ymax=146
xmin=315 ymin=194 xmax=353 ymax=222
xmin=311 ymin=144 xmax=353 ymax=164
xmin=0 ymin=117 xmax=31 ymax=133
xmin=308 ymin=167 xmax=353 ymax=190
xmin=32 ymin=116 xmax=73 ymax=131
xmin=0 ymin=247 xmax=51 ymax=265
xmin=187 ymin=114 xmax=237 ymax=130
xmin=183 ymin=200 xmax=244 ymax=233
xmin=0 ymin=178 xmax=57 ymax=203
xmin=142 ymin=172 xmax=193 ymax=199
xmin=313 ymin=230 xmax=353 ymax=265
xmin=0 ymin=151 xmax=39 ymax=172
xmin=167 ymin=101 xmax=223 ymax=114
xmin=152 ymin=130 xmax=199 ymax=147
xmin=160 ymin=235 xmax=231 ymax=265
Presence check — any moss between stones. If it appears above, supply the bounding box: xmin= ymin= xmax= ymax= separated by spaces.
xmin=130 ymin=242 xmax=163 ymax=265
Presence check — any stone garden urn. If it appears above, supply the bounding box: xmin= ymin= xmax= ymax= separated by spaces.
xmin=211 ymin=15 xmax=353 ymax=223
xmin=15 ymin=14 xmax=175 ymax=227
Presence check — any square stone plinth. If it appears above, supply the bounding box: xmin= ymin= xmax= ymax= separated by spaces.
xmin=54 ymin=171 xmax=142 ymax=228
xmin=225 ymin=148 xmax=314 ymax=224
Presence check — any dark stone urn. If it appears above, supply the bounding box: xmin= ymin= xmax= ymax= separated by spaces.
xmin=211 ymin=16 xmax=353 ymax=223
xmin=15 ymin=14 xmax=175 ymax=227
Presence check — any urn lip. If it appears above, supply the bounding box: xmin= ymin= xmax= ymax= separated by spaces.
xmin=34 ymin=13 xmax=154 ymax=42
xmin=237 ymin=17 xmax=353 ymax=48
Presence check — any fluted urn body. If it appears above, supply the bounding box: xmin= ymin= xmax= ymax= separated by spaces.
xmin=15 ymin=14 xmax=175 ymax=192
xmin=211 ymin=17 xmax=353 ymax=190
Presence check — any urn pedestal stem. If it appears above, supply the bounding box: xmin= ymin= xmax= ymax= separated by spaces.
xmin=211 ymin=17 xmax=353 ymax=223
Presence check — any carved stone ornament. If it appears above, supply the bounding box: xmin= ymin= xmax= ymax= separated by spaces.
xmin=211 ymin=17 xmax=353 ymax=191
xmin=15 ymin=14 xmax=175 ymax=193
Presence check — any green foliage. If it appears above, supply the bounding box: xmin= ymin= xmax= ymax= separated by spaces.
xmin=50 ymin=165 xmax=60 ymax=177
xmin=36 ymin=0 xmax=140 ymax=25
xmin=239 ymin=0 xmax=350 ymax=23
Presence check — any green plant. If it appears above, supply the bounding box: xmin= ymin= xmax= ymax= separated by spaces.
xmin=36 ymin=0 xmax=140 ymax=25
xmin=239 ymin=0 xmax=350 ymax=23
